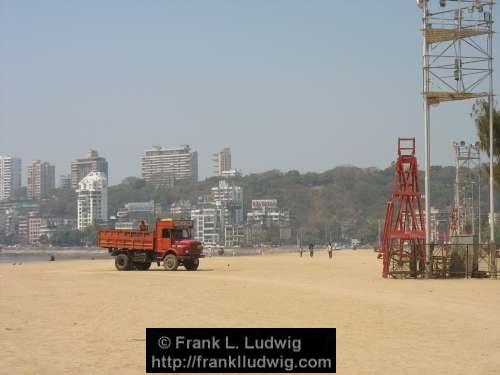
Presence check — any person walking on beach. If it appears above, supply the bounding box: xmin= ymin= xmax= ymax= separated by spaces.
xmin=299 ymin=246 xmax=303 ymax=257
xmin=327 ymin=241 xmax=333 ymax=259
xmin=309 ymin=243 xmax=314 ymax=258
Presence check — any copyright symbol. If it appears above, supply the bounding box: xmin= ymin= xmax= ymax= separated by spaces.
xmin=158 ymin=336 xmax=171 ymax=349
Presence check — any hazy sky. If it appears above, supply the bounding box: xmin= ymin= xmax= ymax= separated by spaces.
xmin=1 ymin=1 xmax=499 ymax=185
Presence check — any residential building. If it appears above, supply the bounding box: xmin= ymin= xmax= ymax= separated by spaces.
xmin=169 ymin=200 xmax=193 ymax=219
xmin=28 ymin=215 xmax=42 ymax=245
xmin=77 ymin=172 xmax=108 ymax=230
xmin=213 ymin=147 xmax=231 ymax=176
xmin=17 ymin=216 xmax=29 ymax=244
xmin=191 ymin=205 xmax=221 ymax=246
xmin=27 ymin=160 xmax=55 ymax=200
xmin=221 ymin=169 xmax=242 ymax=178
xmin=224 ymin=225 xmax=244 ymax=248
xmin=71 ymin=150 xmax=108 ymax=189
xmin=141 ymin=145 xmax=198 ymax=186
xmin=211 ymin=180 xmax=244 ymax=226
xmin=0 ymin=156 xmax=22 ymax=201
xmin=246 ymin=199 xmax=290 ymax=227
xmin=191 ymin=180 xmax=245 ymax=247
xmin=59 ymin=174 xmax=72 ymax=189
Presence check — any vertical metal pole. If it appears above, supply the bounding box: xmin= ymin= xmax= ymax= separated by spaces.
xmin=423 ymin=5 xmax=432 ymax=278
xmin=472 ymin=180 xmax=475 ymax=236
xmin=454 ymin=143 xmax=460 ymax=233
xmin=478 ymin=149 xmax=482 ymax=243
xmin=488 ymin=0 xmax=496 ymax=278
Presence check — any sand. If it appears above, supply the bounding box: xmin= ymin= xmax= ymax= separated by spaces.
xmin=0 ymin=250 xmax=499 ymax=375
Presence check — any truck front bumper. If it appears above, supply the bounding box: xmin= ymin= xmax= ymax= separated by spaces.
xmin=179 ymin=255 xmax=204 ymax=262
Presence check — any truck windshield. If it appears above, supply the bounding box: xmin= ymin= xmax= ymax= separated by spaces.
xmin=172 ymin=229 xmax=191 ymax=241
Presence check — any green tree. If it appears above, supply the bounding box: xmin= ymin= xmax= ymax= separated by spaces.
xmin=39 ymin=234 xmax=50 ymax=245
xmin=471 ymin=99 xmax=500 ymax=186
xmin=50 ymin=227 xmax=82 ymax=247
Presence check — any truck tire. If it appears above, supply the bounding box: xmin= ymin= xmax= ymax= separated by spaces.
xmin=134 ymin=261 xmax=152 ymax=271
xmin=184 ymin=258 xmax=199 ymax=271
xmin=115 ymin=254 xmax=131 ymax=271
xmin=163 ymin=254 xmax=179 ymax=271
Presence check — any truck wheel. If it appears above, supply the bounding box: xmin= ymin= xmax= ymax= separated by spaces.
xmin=163 ymin=254 xmax=178 ymax=271
xmin=134 ymin=261 xmax=151 ymax=271
xmin=185 ymin=258 xmax=199 ymax=271
xmin=115 ymin=254 xmax=131 ymax=271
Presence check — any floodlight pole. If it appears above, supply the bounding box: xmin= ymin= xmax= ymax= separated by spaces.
xmin=423 ymin=3 xmax=432 ymax=278
xmin=420 ymin=0 xmax=495 ymax=278
xmin=488 ymin=0 xmax=496 ymax=277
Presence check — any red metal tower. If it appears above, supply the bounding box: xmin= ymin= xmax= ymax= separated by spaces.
xmin=382 ymin=138 xmax=426 ymax=278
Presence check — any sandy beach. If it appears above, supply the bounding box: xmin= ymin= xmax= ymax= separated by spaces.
xmin=0 ymin=249 xmax=499 ymax=374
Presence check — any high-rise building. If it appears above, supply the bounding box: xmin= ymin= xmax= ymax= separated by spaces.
xmin=0 ymin=156 xmax=22 ymax=201
xmin=213 ymin=147 xmax=231 ymax=176
xmin=211 ymin=180 xmax=244 ymax=226
xmin=77 ymin=171 xmax=108 ymax=230
xmin=59 ymin=174 xmax=72 ymax=189
xmin=27 ymin=160 xmax=55 ymax=200
xmin=71 ymin=150 xmax=108 ymax=189
xmin=141 ymin=145 xmax=198 ymax=186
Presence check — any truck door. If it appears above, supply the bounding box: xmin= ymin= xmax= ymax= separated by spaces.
xmin=157 ymin=227 xmax=172 ymax=252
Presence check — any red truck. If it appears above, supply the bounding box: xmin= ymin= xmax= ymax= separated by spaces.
xmin=97 ymin=218 xmax=203 ymax=271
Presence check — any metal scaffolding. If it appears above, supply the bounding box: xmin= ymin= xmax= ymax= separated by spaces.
xmin=418 ymin=0 xmax=496 ymax=278
xmin=449 ymin=141 xmax=481 ymax=238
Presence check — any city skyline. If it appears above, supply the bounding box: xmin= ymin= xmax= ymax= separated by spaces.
xmin=1 ymin=2 xmax=499 ymax=185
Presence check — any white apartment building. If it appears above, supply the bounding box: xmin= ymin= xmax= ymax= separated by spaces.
xmin=191 ymin=207 xmax=220 ymax=246
xmin=211 ymin=180 xmax=244 ymax=225
xmin=77 ymin=172 xmax=108 ymax=230
xmin=27 ymin=160 xmax=55 ymax=200
xmin=221 ymin=169 xmax=242 ymax=178
xmin=213 ymin=147 xmax=231 ymax=176
xmin=0 ymin=156 xmax=22 ymax=201
xmin=141 ymin=145 xmax=198 ymax=186
xmin=246 ymin=199 xmax=290 ymax=227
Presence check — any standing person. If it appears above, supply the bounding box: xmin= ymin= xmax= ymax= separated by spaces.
xmin=139 ymin=220 xmax=148 ymax=231
xmin=309 ymin=243 xmax=314 ymax=258
xmin=327 ymin=241 xmax=334 ymax=259
xmin=299 ymin=246 xmax=303 ymax=257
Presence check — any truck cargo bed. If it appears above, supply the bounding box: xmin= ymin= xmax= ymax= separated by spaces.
xmin=98 ymin=230 xmax=154 ymax=251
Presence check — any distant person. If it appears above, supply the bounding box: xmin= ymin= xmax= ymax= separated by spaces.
xmin=309 ymin=243 xmax=314 ymax=258
xmin=139 ymin=220 xmax=148 ymax=231
xmin=299 ymin=246 xmax=303 ymax=257
xmin=327 ymin=242 xmax=333 ymax=259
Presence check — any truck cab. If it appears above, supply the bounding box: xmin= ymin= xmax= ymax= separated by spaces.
xmin=154 ymin=219 xmax=204 ymax=270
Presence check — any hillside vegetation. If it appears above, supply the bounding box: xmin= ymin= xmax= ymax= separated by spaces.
xmin=106 ymin=165 xmax=498 ymax=244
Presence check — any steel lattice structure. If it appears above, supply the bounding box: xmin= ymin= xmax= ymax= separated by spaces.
xmin=419 ymin=0 xmax=495 ymax=277
xmin=382 ymin=139 xmax=426 ymax=278
xmin=422 ymin=0 xmax=493 ymax=104
xmin=449 ymin=141 xmax=481 ymax=238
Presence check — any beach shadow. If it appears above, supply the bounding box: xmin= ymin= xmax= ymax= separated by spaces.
xmin=148 ymin=268 xmax=214 ymax=272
